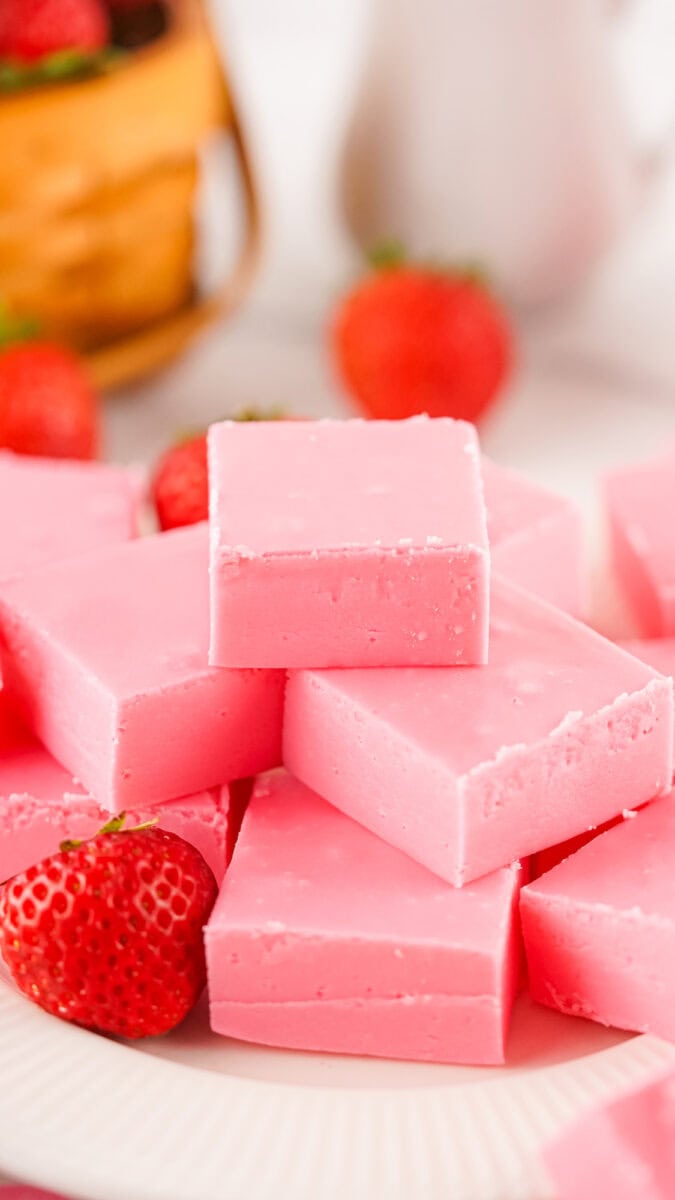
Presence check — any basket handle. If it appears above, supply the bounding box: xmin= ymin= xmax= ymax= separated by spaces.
xmin=86 ymin=84 xmax=262 ymax=392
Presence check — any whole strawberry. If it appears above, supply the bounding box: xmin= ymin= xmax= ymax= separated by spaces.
xmin=0 ymin=0 xmax=109 ymax=63
xmin=152 ymin=434 xmax=208 ymax=532
xmin=0 ymin=342 xmax=99 ymax=459
xmin=332 ymin=251 xmax=513 ymax=425
xmin=0 ymin=825 xmax=218 ymax=1038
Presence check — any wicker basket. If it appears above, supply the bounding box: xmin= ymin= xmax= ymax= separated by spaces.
xmin=0 ymin=0 xmax=259 ymax=389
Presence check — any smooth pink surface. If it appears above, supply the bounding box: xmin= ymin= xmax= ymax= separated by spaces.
xmin=208 ymin=416 xmax=489 ymax=668
xmin=621 ymin=637 xmax=675 ymax=680
xmin=0 ymin=525 xmax=285 ymax=811
xmin=206 ymin=771 xmax=522 ymax=1065
xmin=284 ymin=576 xmax=674 ymax=885
xmin=482 ymin=457 xmax=584 ymax=616
xmin=0 ymin=452 xmax=140 ymax=581
xmin=604 ymin=447 xmax=675 ymax=636
xmin=544 ymin=1067 xmax=675 ymax=1200
xmin=522 ymin=795 xmax=675 ymax=1040
xmin=0 ymin=736 xmax=231 ymax=884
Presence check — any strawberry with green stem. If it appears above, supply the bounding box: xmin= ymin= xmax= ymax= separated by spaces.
xmin=332 ymin=243 xmax=514 ymax=425
xmin=0 ymin=815 xmax=218 ymax=1039
xmin=0 ymin=307 xmax=100 ymax=459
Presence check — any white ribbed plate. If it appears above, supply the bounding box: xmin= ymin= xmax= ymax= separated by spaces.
xmin=1 ymin=979 xmax=675 ymax=1200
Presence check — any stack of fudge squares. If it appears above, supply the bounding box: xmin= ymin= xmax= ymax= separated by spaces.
xmin=1 ymin=418 xmax=675 ymax=1068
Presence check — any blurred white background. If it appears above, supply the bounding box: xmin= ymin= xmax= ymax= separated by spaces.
xmin=109 ymin=0 xmax=675 ymax=518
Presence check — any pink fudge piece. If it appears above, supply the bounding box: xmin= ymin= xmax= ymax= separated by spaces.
xmin=604 ymin=446 xmax=675 ymax=636
xmin=208 ymin=415 xmax=489 ymax=669
xmin=522 ymin=794 xmax=675 ymax=1039
xmin=544 ymin=1067 xmax=675 ymax=1200
xmin=621 ymin=637 xmax=675 ymax=680
xmin=206 ymin=770 xmax=522 ymax=1065
xmin=530 ymin=815 xmax=624 ymax=880
xmin=482 ymin=457 xmax=584 ymax=616
xmin=0 ymin=451 xmax=140 ymax=581
xmin=284 ymin=576 xmax=673 ymax=886
xmin=0 ymin=525 xmax=285 ymax=812
xmin=0 ymin=735 xmax=232 ymax=885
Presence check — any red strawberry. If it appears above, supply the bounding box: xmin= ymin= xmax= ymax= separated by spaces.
xmin=332 ymin=255 xmax=513 ymax=425
xmin=0 ymin=0 xmax=109 ymax=63
xmin=152 ymin=410 xmax=297 ymax=532
xmin=0 ymin=824 xmax=218 ymax=1039
xmin=152 ymin=433 xmax=208 ymax=532
xmin=0 ymin=342 xmax=99 ymax=459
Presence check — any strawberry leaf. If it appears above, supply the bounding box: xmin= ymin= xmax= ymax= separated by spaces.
xmin=235 ymin=407 xmax=287 ymax=422
xmin=0 ymin=304 xmax=40 ymax=350
xmin=368 ymin=240 xmax=407 ymax=271
xmin=0 ymin=47 xmax=124 ymax=93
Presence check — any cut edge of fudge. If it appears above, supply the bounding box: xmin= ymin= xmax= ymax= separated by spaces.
xmin=0 ymin=785 xmax=231 ymax=886
xmin=459 ymin=670 xmax=673 ymax=884
xmin=283 ymin=581 xmax=674 ymax=886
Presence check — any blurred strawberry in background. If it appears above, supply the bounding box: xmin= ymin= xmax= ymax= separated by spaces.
xmin=332 ymin=248 xmax=513 ymax=425
xmin=152 ymin=434 xmax=209 ymax=532
xmin=0 ymin=337 xmax=99 ymax=459
xmin=0 ymin=0 xmax=109 ymax=63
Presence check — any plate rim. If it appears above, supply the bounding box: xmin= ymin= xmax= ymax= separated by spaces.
xmin=1 ymin=977 xmax=675 ymax=1200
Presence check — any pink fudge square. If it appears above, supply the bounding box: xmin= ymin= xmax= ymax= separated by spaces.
xmin=0 ymin=451 xmax=140 ymax=581
xmin=543 ymin=1067 xmax=675 ymax=1200
xmin=621 ymin=637 xmax=675 ymax=681
xmin=208 ymin=415 xmax=489 ymax=669
xmin=621 ymin=638 xmax=675 ymax=756
xmin=0 ymin=525 xmax=285 ymax=813
xmin=482 ymin=457 xmax=584 ymax=616
xmin=284 ymin=577 xmax=673 ymax=886
xmin=604 ymin=446 xmax=675 ymax=636
xmin=0 ymin=732 xmax=233 ymax=885
xmin=522 ymin=794 xmax=675 ymax=1039
xmin=205 ymin=770 xmax=522 ymax=1065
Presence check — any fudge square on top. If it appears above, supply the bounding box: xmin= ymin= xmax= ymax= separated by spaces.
xmin=208 ymin=415 xmax=489 ymax=669
xmin=206 ymin=770 xmax=522 ymax=1065
xmin=0 ymin=524 xmax=285 ymax=813
xmin=284 ymin=576 xmax=674 ymax=886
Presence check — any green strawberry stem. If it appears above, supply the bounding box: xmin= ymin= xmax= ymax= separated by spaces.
xmin=60 ymin=811 xmax=158 ymax=853
xmin=0 ymin=305 xmax=40 ymax=350
xmin=236 ymin=406 xmax=286 ymax=422
xmin=0 ymin=47 xmax=125 ymax=94
xmin=368 ymin=240 xmax=407 ymax=271
xmin=367 ymin=241 xmax=488 ymax=287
